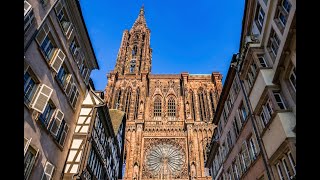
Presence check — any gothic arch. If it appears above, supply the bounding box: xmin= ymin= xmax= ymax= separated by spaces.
xmin=123 ymin=87 xmax=132 ymax=119
xmin=209 ymin=89 xmax=216 ymax=114
xmin=166 ymin=94 xmax=177 ymax=118
xmin=114 ymin=88 xmax=122 ymax=109
xmin=198 ymin=87 xmax=209 ymax=122
xmin=189 ymin=89 xmax=196 ymax=121
xmin=153 ymin=95 xmax=162 ymax=118
xmin=134 ymin=88 xmax=140 ymax=120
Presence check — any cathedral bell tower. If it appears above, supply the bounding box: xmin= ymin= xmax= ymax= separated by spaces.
xmin=105 ymin=5 xmax=221 ymax=180
xmin=114 ymin=5 xmax=152 ymax=75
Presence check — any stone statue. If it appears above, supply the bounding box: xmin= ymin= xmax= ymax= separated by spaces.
xmin=139 ymin=101 xmax=144 ymax=113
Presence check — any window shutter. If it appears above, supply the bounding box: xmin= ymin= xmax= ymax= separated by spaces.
xmin=78 ymin=51 xmax=85 ymax=68
xmin=50 ymin=49 xmax=65 ymax=73
xmin=24 ymin=1 xmax=32 ymax=16
xmin=41 ymin=161 xmax=55 ymax=180
xmin=82 ymin=67 xmax=88 ymax=79
xmin=54 ymin=1 xmax=63 ymax=14
xmin=242 ymin=142 xmax=251 ymax=168
xmin=84 ymin=69 xmax=90 ymax=85
xmin=58 ymin=123 xmax=69 ymax=146
xmin=71 ymin=89 xmax=79 ymax=108
xmin=50 ymin=109 xmax=64 ymax=136
xmin=30 ymin=84 xmax=53 ymax=113
xmin=252 ymin=135 xmax=259 ymax=155
xmin=24 ymin=137 xmax=32 ymax=156
xmin=36 ymin=23 xmax=50 ymax=45
xmin=66 ymin=23 xmax=74 ymax=39
xmin=64 ymin=74 xmax=74 ymax=96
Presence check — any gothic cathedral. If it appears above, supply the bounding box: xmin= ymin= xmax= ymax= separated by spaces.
xmin=104 ymin=6 xmax=223 ymax=180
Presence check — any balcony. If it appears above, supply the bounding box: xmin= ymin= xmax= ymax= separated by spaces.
xmin=262 ymin=111 xmax=296 ymax=159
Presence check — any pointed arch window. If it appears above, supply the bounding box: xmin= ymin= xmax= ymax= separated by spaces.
xmin=168 ymin=97 xmax=176 ymax=117
xmin=142 ymin=34 xmax=145 ymax=42
xmin=124 ymin=88 xmax=132 ymax=119
xmin=154 ymin=97 xmax=162 ymax=117
xmin=132 ymin=45 xmax=138 ymax=56
xmin=198 ymin=89 xmax=207 ymax=121
xmin=114 ymin=90 xmax=121 ymax=109
xmin=191 ymin=91 xmax=196 ymax=120
xmin=134 ymin=88 xmax=140 ymax=120
xmin=210 ymin=91 xmax=215 ymax=114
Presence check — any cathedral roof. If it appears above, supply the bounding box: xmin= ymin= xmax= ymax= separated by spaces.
xmin=109 ymin=109 xmax=125 ymax=134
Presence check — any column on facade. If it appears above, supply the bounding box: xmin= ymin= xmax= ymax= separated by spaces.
xmin=193 ymin=129 xmax=201 ymax=176
xmin=135 ymin=124 xmax=143 ymax=178
xmin=203 ymin=91 xmax=210 ymax=122
xmin=124 ymin=130 xmax=131 ymax=178
xmin=202 ymin=129 xmax=208 ymax=176
xmin=127 ymin=128 xmax=136 ymax=178
xmin=198 ymin=129 xmax=205 ymax=177
xmin=206 ymin=91 xmax=213 ymax=121
xmin=119 ymin=87 xmax=125 ymax=111
xmin=187 ymin=124 xmax=193 ymax=177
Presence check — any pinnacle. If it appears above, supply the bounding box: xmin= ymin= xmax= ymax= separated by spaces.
xmin=132 ymin=5 xmax=147 ymax=29
xmin=140 ymin=4 xmax=144 ymax=15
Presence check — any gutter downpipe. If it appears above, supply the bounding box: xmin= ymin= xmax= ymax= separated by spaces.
xmin=233 ymin=45 xmax=273 ymax=180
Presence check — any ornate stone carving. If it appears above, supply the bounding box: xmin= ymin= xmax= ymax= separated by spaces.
xmin=142 ymin=138 xmax=188 ymax=179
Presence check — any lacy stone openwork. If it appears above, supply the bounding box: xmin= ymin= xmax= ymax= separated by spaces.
xmin=144 ymin=139 xmax=186 ymax=179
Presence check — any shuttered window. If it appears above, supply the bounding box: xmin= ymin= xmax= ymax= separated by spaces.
xmin=64 ymin=74 xmax=74 ymax=96
xmin=69 ymin=84 xmax=79 ymax=108
xmin=24 ymin=69 xmax=38 ymax=105
xmin=24 ymin=140 xmax=39 ymax=180
xmin=38 ymin=100 xmax=55 ymax=128
xmin=56 ymin=64 xmax=69 ymax=86
xmin=24 ymin=1 xmax=34 ymax=32
xmin=50 ymin=109 xmax=64 ymax=136
xmin=54 ymin=0 xmax=73 ymax=38
xmin=56 ymin=120 xmax=69 ymax=147
xmin=50 ymin=49 xmax=65 ymax=73
xmin=36 ymin=23 xmax=55 ymax=60
xmin=30 ymin=84 xmax=53 ymax=113
xmin=41 ymin=161 xmax=55 ymax=180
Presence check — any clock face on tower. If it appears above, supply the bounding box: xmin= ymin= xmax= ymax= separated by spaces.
xmin=143 ymin=139 xmax=187 ymax=179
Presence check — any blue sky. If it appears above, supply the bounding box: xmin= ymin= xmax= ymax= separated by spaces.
xmin=79 ymin=0 xmax=245 ymax=90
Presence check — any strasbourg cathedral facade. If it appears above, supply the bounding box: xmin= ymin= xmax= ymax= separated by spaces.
xmin=104 ymin=6 xmax=223 ymax=180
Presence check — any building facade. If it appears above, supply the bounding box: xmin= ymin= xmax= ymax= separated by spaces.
xmin=206 ymin=0 xmax=296 ymax=179
xmin=104 ymin=7 xmax=223 ymax=180
xmin=24 ymin=0 xmax=99 ymax=179
xmin=62 ymin=85 xmax=126 ymax=180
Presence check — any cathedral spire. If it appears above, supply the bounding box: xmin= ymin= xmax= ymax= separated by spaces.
xmin=132 ymin=5 xmax=147 ymax=29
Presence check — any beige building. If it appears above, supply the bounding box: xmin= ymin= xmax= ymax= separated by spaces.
xmin=206 ymin=0 xmax=296 ymax=179
xmin=24 ymin=0 xmax=99 ymax=179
